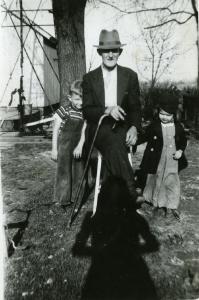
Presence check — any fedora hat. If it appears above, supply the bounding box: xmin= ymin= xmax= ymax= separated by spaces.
xmin=94 ymin=29 xmax=126 ymax=49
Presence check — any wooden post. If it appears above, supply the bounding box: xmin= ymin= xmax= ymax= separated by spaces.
xmin=19 ymin=0 xmax=24 ymax=133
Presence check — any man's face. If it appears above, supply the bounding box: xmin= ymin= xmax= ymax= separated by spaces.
xmin=100 ymin=48 xmax=120 ymax=70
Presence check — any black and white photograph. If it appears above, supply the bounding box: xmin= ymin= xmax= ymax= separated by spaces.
xmin=0 ymin=0 xmax=198 ymax=299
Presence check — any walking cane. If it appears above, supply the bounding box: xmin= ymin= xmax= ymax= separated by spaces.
xmin=67 ymin=114 xmax=108 ymax=228
xmin=128 ymin=146 xmax=133 ymax=167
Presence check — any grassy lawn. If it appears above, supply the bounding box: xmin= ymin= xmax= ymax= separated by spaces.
xmin=2 ymin=137 xmax=199 ymax=300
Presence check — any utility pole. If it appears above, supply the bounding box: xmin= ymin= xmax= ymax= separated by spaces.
xmin=18 ymin=0 xmax=25 ymax=134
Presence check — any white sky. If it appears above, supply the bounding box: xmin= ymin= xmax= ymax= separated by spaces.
xmin=0 ymin=0 xmax=198 ymax=107
xmin=85 ymin=0 xmax=198 ymax=83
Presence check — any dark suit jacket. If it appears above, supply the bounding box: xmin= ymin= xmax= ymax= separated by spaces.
xmin=137 ymin=120 xmax=188 ymax=174
xmin=82 ymin=65 xmax=142 ymax=134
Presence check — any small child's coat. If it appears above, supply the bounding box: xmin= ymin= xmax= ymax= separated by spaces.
xmin=137 ymin=119 xmax=188 ymax=209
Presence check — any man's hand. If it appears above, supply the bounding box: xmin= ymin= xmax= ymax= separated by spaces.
xmin=105 ymin=105 xmax=126 ymax=121
xmin=126 ymin=126 xmax=137 ymax=146
xmin=173 ymin=150 xmax=183 ymax=160
xmin=73 ymin=143 xmax=83 ymax=159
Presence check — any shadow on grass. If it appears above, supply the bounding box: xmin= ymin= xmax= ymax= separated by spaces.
xmin=72 ymin=178 xmax=160 ymax=300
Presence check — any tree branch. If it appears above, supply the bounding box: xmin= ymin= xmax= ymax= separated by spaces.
xmin=99 ymin=0 xmax=194 ymax=16
xmin=191 ymin=0 xmax=198 ymax=24
xmin=144 ymin=14 xmax=194 ymax=29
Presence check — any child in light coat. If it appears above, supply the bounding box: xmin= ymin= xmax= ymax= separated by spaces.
xmin=137 ymin=92 xmax=188 ymax=220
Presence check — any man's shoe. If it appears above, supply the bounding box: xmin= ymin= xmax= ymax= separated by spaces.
xmin=135 ymin=196 xmax=145 ymax=209
xmin=136 ymin=196 xmax=145 ymax=205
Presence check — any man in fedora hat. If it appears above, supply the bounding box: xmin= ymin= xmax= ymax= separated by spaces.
xmin=82 ymin=29 xmax=143 ymax=207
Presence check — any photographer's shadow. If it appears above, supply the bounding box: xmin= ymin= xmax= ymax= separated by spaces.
xmin=72 ymin=178 xmax=160 ymax=300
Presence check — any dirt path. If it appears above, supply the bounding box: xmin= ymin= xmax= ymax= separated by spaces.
xmin=1 ymin=136 xmax=199 ymax=300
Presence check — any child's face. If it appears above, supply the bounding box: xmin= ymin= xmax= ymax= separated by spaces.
xmin=159 ymin=109 xmax=174 ymax=123
xmin=70 ymin=92 xmax=82 ymax=110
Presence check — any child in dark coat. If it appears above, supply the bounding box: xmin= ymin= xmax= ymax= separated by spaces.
xmin=137 ymin=92 xmax=188 ymax=220
xmin=51 ymin=80 xmax=87 ymax=210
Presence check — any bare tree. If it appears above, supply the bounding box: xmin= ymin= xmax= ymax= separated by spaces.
xmin=139 ymin=0 xmax=198 ymax=88
xmin=99 ymin=0 xmax=198 ymax=88
xmin=52 ymin=0 xmax=87 ymax=104
xmin=135 ymin=11 xmax=178 ymax=90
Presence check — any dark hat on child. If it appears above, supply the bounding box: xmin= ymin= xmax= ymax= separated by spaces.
xmin=158 ymin=92 xmax=179 ymax=114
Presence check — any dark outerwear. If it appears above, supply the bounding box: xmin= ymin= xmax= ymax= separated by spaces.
xmin=82 ymin=65 xmax=142 ymax=139
xmin=137 ymin=120 xmax=188 ymax=175
xmin=82 ymin=64 xmax=142 ymax=201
